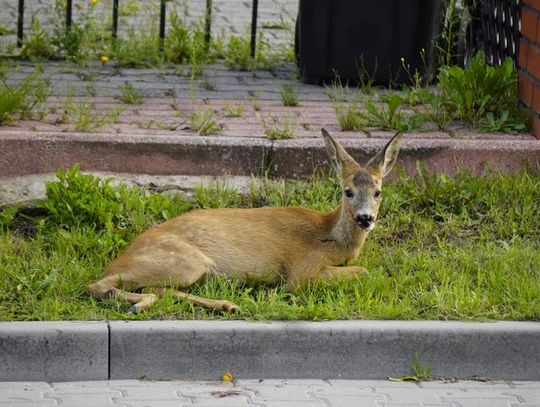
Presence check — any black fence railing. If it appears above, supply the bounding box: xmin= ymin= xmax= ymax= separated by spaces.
xmin=467 ymin=0 xmax=521 ymax=65
xmin=15 ymin=0 xmax=260 ymax=56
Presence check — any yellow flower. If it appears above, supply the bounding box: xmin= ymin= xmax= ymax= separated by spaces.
xmin=222 ymin=372 xmax=234 ymax=382
xmin=100 ymin=55 xmax=110 ymax=64
xmin=91 ymin=0 xmax=99 ymax=5
xmin=400 ymin=57 xmax=405 ymax=64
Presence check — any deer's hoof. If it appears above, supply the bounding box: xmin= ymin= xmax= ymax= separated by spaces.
xmin=127 ymin=305 xmax=139 ymax=314
xmin=218 ymin=301 xmax=240 ymax=314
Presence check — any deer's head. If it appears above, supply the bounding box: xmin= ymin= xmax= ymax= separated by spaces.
xmin=322 ymin=128 xmax=402 ymax=231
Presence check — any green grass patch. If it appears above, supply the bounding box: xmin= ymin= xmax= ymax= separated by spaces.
xmin=1 ymin=166 xmax=539 ymax=321
xmin=0 ymin=69 xmax=49 ymax=124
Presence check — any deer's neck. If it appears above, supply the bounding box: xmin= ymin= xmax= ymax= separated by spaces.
xmin=326 ymin=204 xmax=368 ymax=261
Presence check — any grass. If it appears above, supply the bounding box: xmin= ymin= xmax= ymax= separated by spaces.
xmin=222 ymin=102 xmax=246 ymax=118
xmin=117 ymin=83 xmax=144 ymax=105
xmin=260 ymin=115 xmax=295 ymax=140
xmin=389 ymin=353 xmax=433 ymax=382
xmin=1 ymin=165 xmax=539 ymax=321
xmin=280 ymin=84 xmax=300 ymax=107
xmin=326 ymin=81 xmax=365 ymax=131
xmin=189 ymin=109 xmax=222 ymax=135
xmin=61 ymin=97 xmax=124 ymax=132
xmin=0 ymin=70 xmax=49 ymax=124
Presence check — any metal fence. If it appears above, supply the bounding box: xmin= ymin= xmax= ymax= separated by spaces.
xmin=465 ymin=0 xmax=521 ymax=65
xmin=16 ymin=0 xmax=261 ymax=56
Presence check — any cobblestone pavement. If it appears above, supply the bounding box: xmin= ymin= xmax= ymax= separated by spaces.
xmin=0 ymin=0 xmax=297 ymax=51
xmin=3 ymin=62 xmax=534 ymax=142
xmin=1 ymin=380 xmax=539 ymax=407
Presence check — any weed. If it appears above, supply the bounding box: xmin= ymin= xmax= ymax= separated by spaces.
xmin=260 ymin=115 xmax=295 ymax=140
xmin=280 ymin=84 xmax=299 ymax=107
xmin=437 ymin=53 xmax=522 ymax=125
xmin=119 ymin=1 xmax=140 ymax=17
xmin=389 ymin=353 xmax=433 ymax=382
xmin=200 ymin=78 xmax=215 ymax=91
xmin=437 ymin=0 xmax=466 ymax=66
xmin=334 ymin=102 xmax=365 ymax=131
xmin=224 ymin=35 xmax=252 ymax=71
xmin=51 ymin=0 xmax=110 ymax=63
xmin=164 ymin=12 xmax=211 ymax=72
xmin=114 ymin=28 xmax=163 ymax=68
xmin=0 ymin=26 xmax=16 ymax=36
xmin=363 ymin=96 xmax=428 ymax=131
xmin=190 ymin=109 xmax=222 ymax=135
xmin=132 ymin=119 xmax=177 ymax=130
xmin=222 ymin=102 xmax=246 ymax=117
xmin=479 ymin=111 xmax=528 ymax=133
xmin=20 ymin=18 xmax=55 ymax=59
xmin=0 ymin=71 xmax=49 ymax=124
xmin=38 ymin=164 xmax=190 ymax=249
xmin=118 ymin=83 xmax=144 ymax=105
xmin=249 ymin=93 xmax=261 ymax=111
xmin=63 ymin=98 xmax=124 ymax=132
xmin=261 ymin=21 xmax=290 ymax=30
xmin=327 ymin=80 xmax=365 ymax=131
xmin=223 ymin=31 xmax=292 ymax=72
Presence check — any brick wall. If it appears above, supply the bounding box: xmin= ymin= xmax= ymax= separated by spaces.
xmin=519 ymin=0 xmax=540 ymax=139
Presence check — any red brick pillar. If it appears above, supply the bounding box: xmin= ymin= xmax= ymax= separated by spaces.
xmin=519 ymin=0 xmax=540 ymax=139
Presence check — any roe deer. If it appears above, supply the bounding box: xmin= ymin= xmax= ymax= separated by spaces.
xmin=87 ymin=128 xmax=402 ymax=313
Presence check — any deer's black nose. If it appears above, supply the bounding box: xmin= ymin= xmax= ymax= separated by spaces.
xmin=355 ymin=214 xmax=374 ymax=228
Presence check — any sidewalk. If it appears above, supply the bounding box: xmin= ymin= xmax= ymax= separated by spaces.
xmin=1 ymin=61 xmax=539 ymax=180
xmin=2 ymin=379 xmax=540 ymax=407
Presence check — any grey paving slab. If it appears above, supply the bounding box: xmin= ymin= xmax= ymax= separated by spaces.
xmin=1 ymin=380 xmax=539 ymax=407
xmin=109 ymin=320 xmax=540 ymax=381
xmin=0 ymin=321 xmax=109 ymax=382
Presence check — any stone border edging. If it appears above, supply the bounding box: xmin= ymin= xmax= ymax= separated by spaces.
xmin=1 ymin=131 xmax=540 ymax=179
xmin=1 ymin=320 xmax=539 ymax=382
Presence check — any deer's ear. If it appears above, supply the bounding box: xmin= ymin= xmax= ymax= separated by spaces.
xmin=321 ymin=128 xmax=359 ymax=178
xmin=367 ymin=132 xmax=403 ymax=178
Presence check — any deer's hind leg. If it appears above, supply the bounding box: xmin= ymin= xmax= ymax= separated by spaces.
xmin=87 ymin=276 xmax=159 ymax=314
xmin=155 ymin=288 xmax=239 ymax=313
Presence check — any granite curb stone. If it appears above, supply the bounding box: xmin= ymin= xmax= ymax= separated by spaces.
xmin=109 ymin=321 xmax=540 ymax=381
xmin=0 ymin=321 xmax=109 ymax=382
xmin=1 ymin=320 xmax=540 ymax=382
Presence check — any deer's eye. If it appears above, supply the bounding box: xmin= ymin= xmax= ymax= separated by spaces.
xmin=374 ymin=190 xmax=382 ymax=198
xmin=344 ymin=189 xmax=354 ymax=198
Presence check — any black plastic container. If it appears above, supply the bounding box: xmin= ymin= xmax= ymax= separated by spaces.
xmin=296 ymin=0 xmax=442 ymax=85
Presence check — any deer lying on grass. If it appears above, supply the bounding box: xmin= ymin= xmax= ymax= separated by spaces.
xmin=87 ymin=129 xmax=402 ymax=313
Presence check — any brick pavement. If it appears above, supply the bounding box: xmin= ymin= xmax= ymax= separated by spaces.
xmin=3 ymin=62 xmax=534 ymax=141
xmin=1 ymin=380 xmax=539 ymax=407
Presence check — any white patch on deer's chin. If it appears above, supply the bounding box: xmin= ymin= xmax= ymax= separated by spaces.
xmin=367 ymin=222 xmax=375 ymax=231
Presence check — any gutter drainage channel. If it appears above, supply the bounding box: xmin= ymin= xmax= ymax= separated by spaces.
xmin=0 ymin=320 xmax=539 ymax=382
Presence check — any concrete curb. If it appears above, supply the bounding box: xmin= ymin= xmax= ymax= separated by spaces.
xmin=1 ymin=321 xmax=539 ymax=382
xmin=0 ymin=321 xmax=108 ymax=382
xmin=1 ymin=132 xmax=540 ymax=179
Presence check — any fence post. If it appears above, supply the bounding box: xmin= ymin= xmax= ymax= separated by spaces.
xmin=250 ymin=0 xmax=259 ymax=57
xmin=66 ymin=0 xmax=72 ymax=32
xmin=112 ymin=0 xmax=119 ymax=39
xmin=159 ymin=0 xmax=166 ymax=49
xmin=17 ymin=0 xmax=24 ymax=47
xmin=205 ymin=0 xmax=212 ymax=51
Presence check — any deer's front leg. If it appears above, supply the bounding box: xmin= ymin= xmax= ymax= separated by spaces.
xmin=285 ymin=265 xmax=368 ymax=291
xmin=321 ymin=265 xmax=368 ymax=280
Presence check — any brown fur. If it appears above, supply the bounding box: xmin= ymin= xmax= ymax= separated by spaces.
xmin=87 ymin=129 xmax=402 ymax=313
